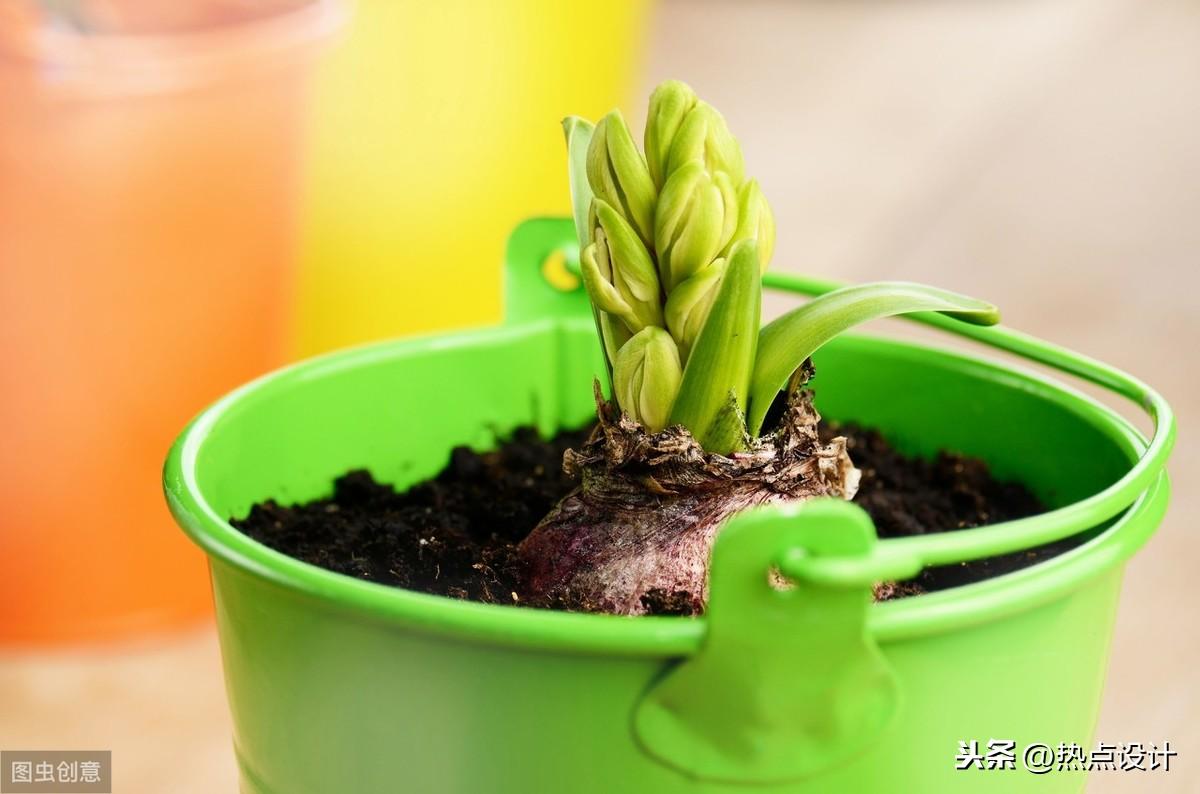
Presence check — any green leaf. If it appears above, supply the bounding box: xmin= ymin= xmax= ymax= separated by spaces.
xmin=746 ymin=282 xmax=1000 ymax=436
xmin=562 ymin=116 xmax=596 ymax=250
xmin=563 ymin=116 xmax=620 ymax=387
xmin=599 ymin=312 xmax=632 ymax=368
xmin=669 ymin=239 xmax=762 ymax=453
xmin=701 ymin=391 xmax=750 ymax=454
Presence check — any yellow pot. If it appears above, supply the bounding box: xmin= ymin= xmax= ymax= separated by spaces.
xmin=294 ymin=0 xmax=650 ymax=355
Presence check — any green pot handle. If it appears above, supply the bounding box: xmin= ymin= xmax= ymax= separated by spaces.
xmin=757 ymin=270 xmax=1176 ymax=579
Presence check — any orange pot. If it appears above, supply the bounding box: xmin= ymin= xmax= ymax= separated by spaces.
xmin=0 ymin=1 xmax=341 ymax=644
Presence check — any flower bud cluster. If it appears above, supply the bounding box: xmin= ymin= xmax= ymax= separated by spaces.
xmin=581 ymin=81 xmax=775 ymax=431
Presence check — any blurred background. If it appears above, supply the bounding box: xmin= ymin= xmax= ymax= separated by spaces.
xmin=0 ymin=0 xmax=1195 ymax=791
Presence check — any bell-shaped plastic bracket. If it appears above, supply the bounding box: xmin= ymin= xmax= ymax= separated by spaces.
xmin=633 ymin=498 xmax=901 ymax=784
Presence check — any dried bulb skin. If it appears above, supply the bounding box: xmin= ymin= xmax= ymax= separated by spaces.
xmin=518 ymin=386 xmax=859 ymax=615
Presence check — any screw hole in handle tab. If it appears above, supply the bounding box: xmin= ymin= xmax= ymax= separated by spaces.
xmin=541 ymin=248 xmax=581 ymax=292
xmin=633 ymin=498 xmax=900 ymax=784
xmin=503 ymin=217 xmax=589 ymax=327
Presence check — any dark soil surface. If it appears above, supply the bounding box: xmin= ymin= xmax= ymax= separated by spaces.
xmin=823 ymin=423 xmax=1080 ymax=599
xmin=234 ymin=423 xmax=1071 ymax=614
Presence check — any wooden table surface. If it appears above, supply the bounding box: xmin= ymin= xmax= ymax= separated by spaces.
xmin=2 ymin=1 xmax=1196 ymax=791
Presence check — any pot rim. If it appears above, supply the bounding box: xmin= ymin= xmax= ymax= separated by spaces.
xmin=164 ymin=323 xmax=1172 ymax=658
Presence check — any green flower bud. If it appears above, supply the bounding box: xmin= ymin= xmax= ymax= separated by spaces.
xmin=613 ymin=327 xmax=682 ymax=433
xmin=714 ymin=170 xmax=739 ymax=250
xmin=580 ymin=241 xmax=636 ymax=329
xmin=593 ymin=199 xmax=664 ymax=331
xmin=654 ymin=161 xmax=738 ymax=291
xmin=725 ymin=179 xmax=776 ymax=274
xmin=644 ymin=80 xmax=697 ymax=188
xmin=665 ymin=257 xmax=726 ymax=361
xmin=665 ymin=102 xmax=745 ymax=186
xmin=586 ymin=110 xmax=657 ymax=247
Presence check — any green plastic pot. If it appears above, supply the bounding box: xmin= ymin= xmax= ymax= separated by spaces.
xmin=164 ymin=219 xmax=1174 ymax=793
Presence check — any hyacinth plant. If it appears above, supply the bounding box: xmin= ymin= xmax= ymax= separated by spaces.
xmin=518 ymin=81 xmax=1000 ymax=615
